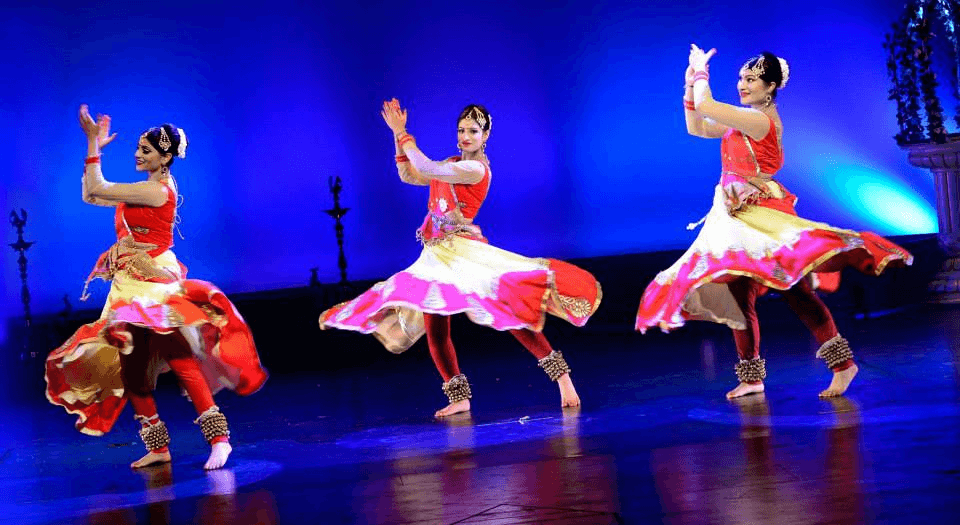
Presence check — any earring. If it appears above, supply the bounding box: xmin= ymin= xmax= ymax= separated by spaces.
xmin=457 ymin=143 xmax=462 ymax=154
xmin=481 ymin=142 xmax=486 ymax=151
xmin=161 ymin=165 xmax=170 ymax=177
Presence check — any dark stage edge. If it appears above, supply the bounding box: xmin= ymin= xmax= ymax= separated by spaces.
xmin=5 ymin=304 xmax=960 ymax=524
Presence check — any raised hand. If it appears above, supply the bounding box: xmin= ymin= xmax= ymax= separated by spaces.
xmin=381 ymin=98 xmax=408 ymax=135
xmin=689 ymin=44 xmax=716 ymax=73
xmin=78 ymin=104 xmax=100 ymax=140
xmin=96 ymin=113 xmax=117 ymax=148
xmin=78 ymin=104 xmax=118 ymax=148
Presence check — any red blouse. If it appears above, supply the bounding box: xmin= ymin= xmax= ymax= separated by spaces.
xmin=417 ymin=157 xmax=491 ymax=244
xmin=426 ymin=158 xmax=491 ymax=219
xmin=720 ymin=116 xmax=783 ymax=177
xmin=718 ymin=117 xmax=797 ymax=214
xmin=114 ymin=183 xmax=176 ymax=257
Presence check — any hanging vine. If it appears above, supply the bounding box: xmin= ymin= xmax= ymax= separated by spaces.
xmin=886 ymin=0 xmax=960 ymax=143
xmin=886 ymin=23 xmax=923 ymax=143
xmin=933 ymin=0 xmax=960 ymax=127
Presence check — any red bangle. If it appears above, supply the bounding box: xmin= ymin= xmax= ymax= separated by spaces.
xmin=683 ymin=99 xmax=696 ymax=111
xmin=85 ymin=156 xmax=101 ymax=165
xmin=395 ymin=154 xmax=410 ymax=163
xmin=397 ymin=133 xmax=416 ymax=148
xmin=692 ymin=71 xmax=709 ymax=84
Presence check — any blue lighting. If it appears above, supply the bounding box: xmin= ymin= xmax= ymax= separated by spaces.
xmin=0 ymin=0 xmax=940 ymax=323
xmin=838 ymin=167 xmax=938 ymax=234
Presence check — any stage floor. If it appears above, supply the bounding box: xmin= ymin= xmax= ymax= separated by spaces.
xmin=5 ymin=304 xmax=960 ymax=524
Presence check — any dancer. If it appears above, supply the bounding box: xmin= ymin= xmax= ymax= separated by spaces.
xmin=46 ymin=105 xmax=268 ymax=469
xmin=636 ymin=48 xmax=912 ymax=399
xmin=320 ymin=100 xmax=601 ymax=417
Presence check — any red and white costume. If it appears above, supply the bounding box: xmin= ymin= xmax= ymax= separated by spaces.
xmin=636 ymin=118 xmax=913 ymax=365
xmin=46 ymin=179 xmax=268 ymax=436
xmin=320 ymin=157 xmax=601 ymax=379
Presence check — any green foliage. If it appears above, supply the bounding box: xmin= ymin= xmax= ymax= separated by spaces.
xmin=885 ymin=0 xmax=960 ymax=144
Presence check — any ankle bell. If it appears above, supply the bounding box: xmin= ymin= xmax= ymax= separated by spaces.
xmin=734 ymin=358 xmax=766 ymax=383
xmin=442 ymin=374 xmax=472 ymax=404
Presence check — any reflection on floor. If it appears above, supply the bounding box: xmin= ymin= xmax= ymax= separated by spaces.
xmin=4 ymin=305 xmax=960 ymax=524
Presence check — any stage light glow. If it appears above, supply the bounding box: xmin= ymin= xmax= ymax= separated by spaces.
xmin=835 ymin=166 xmax=937 ymax=234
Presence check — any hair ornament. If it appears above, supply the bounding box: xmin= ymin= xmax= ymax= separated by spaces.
xmin=745 ymin=55 xmax=766 ymax=79
xmin=467 ymin=106 xmax=489 ymax=130
xmin=176 ymin=128 xmax=188 ymax=158
xmin=777 ymin=57 xmax=790 ymax=89
xmin=158 ymin=127 xmax=172 ymax=152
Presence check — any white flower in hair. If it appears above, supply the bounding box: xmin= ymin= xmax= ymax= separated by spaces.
xmin=177 ymin=127 xmax=188 ymax=158
xmin=777 ymin=57 xmax=790 ymax=89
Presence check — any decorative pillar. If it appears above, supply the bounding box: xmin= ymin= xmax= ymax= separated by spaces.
xmin=903 ymin=140 xmax=960 ymax=301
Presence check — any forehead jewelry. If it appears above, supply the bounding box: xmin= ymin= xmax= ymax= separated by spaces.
xmin=468 ymin=107 xmax=487 ymax=130
xmin=744 ymin=56 xmax=766 ymax=78
xmin=158 ymin=127 xmax=172 ymax=152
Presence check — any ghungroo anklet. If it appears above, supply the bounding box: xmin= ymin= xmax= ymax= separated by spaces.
xmin=735 ymin=357 xmax=767 ymax=383
xmin=442 ymin=374 xmax=472 ymax=404
xmin=538 ymin=350 xmax=572 ymax=382
xmin=137 ymin=418 xmax=171 ymax=452
xmin=194 ymin=406 xmax=230 ymax=443
xmin=816 ymin=335 xmax=854 ymax=369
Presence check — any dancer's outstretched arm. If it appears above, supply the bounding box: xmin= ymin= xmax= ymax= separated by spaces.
xmin=684 ymin=74 xmax=729 ymax=139
xmin=400 ymin=145 xmax=485 ymax=184
xmin=81 ymin=173 xmax=117 ymax=207
xmin=384 ymin=99 xmax=431 ymax=186
xmin=689 ymin=45 xmax=773 ymax=141
xmin=79 ymin=105 xmax=169 ymax=207
xmin=394 ymin=135 xmax=431 ymax=186
xmin=83 ymin=168 xmax=168 ymax=207
xmin=382 ymin=99 xmax=485 ymax=185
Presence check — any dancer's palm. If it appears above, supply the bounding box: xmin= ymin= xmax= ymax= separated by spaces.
xmin=689 ymin=44 xmax=716 ymax=72
xmin=96 ymin=114 xmax=117 ymax=148
xmin=381 ymin=98 xmax=407 ymax=134
xmin=78 ymin=104 xmax=117 ymax=148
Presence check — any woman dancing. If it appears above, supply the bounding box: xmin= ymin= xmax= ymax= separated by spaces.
xmin=635 ymin=48 xmax=912 ymax=399
xmin=320 ymin=100 xmax=601 ymax=417
xmin=46 ymin=105 xmax=268 ymax=469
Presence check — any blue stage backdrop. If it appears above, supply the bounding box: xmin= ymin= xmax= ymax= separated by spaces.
xmin=0 ymin=0 xmax=937 ymax=333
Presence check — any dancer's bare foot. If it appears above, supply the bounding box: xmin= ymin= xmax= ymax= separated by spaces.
xmin=726 ymin=382 xmax=765 ymax=400
xmin=204 ymin=442 xmax=232 ymax=470
xmin=131 ymin=450 xmax=172 ymax=469
xmin=819 ymin=363 xmax=858 ymax=398
xmin=435 ymin=399 xmax=470 ymax=418
xmin=558 ymin=373 xmax=580 ymax=407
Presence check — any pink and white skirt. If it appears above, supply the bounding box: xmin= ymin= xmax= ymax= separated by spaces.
xmin=636 ymin=183 xmax=913 ymax=332
xmin=320 ymin=235 xmax=602 ymax=353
